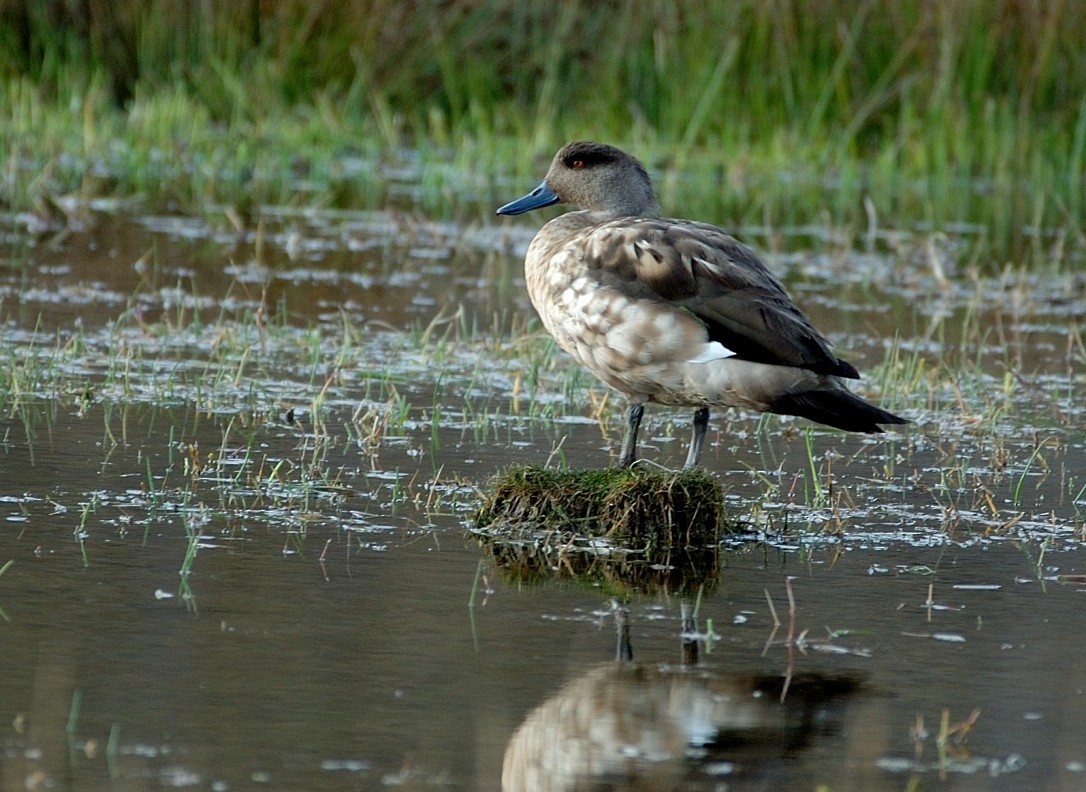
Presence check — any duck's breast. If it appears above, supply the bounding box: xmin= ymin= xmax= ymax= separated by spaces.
xmin=524 ymin=220 xmax=730 ymax=401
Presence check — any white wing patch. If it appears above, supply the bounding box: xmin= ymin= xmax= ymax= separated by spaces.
xmin=687 ymin=341 xmax=736 ymax=364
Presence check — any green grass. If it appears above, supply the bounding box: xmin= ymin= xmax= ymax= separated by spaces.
xmin=3 ymin=1 xmax=1086 ymax=266
xmin=473 ymin=464 xmax=728 ymax=594
xmin=474 ymin=463 xmax=728 ymax=547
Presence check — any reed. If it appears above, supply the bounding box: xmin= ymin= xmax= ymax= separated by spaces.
xmin=2 ymin=1 xmax=1085 ymax=265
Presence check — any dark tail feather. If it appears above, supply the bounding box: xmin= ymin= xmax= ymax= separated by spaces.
xmin=771 ymin=389 xmax=909 ymax=433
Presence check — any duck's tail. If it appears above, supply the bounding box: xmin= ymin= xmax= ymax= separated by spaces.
xmin=770 ymin=387 xmax=909 ymax=433
xmin=682 ymin=358 xmax=909 ymax=433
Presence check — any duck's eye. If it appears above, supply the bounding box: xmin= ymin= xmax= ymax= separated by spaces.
xmin=572 ymin=159 xmax=585 ymax=169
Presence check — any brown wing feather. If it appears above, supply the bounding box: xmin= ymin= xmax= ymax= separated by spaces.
xmin=584 ymin=218 xmax=859 ymax=378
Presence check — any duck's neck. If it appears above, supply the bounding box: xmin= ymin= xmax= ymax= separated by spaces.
xmin=596 ymin=195 xmax=661 ymax=218
xmin=614 ymin=184 xmax=660 ymax=217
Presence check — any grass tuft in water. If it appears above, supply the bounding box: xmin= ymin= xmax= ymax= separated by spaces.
xmin=475 ymin=465 xmax=727 ymax=544
xmin=473 ymin=465 xmax=736 ymax=588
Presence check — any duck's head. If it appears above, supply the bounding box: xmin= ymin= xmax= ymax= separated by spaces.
xmin=497 ymin=141 xmax=660 ymax=218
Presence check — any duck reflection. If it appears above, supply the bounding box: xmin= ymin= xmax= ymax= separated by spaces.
xmin=502 ymin=607 xmax=860 ymax=792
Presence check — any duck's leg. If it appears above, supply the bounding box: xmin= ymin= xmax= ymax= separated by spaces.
xmin=614 ymin=603 xmax=633 ymax=661
xmin=617 ymin=402 xmax=644 ymax=468
xmin=684 ymin=407 xmax=710 ymax=468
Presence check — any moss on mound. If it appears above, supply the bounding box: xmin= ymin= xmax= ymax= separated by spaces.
xmin=472 ymin=465 xmax=737 ymax=594
xmin=475 ymin=465 xmax=725 ymax=546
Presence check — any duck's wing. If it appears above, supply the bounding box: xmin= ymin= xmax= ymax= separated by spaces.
xmin=587 ymin=218 xmax=860 ymax=378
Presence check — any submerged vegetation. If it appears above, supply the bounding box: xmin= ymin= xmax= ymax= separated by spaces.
xmin=0 ymin=208 xmax=1083 ymax=532
xmin=2 ymin=1 xmax=1086 ymax=265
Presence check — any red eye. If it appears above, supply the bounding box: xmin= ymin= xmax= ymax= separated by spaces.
xmin=572 ymin=159 xmax=585 ymax=169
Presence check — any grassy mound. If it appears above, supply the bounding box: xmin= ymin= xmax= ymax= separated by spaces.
xmin=475 ymin=465 xmax=726 ymax=546
xmin=472 ymin=465 xmax=736 ymax=594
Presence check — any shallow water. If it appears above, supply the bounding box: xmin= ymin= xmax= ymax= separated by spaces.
xmin=2 ymin=207 xmax=1085 ymax=790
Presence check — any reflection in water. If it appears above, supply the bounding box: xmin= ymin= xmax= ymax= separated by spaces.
xmin=503 ymin=607 xmax=860 ymax=792
xmin=481 ymin=533 xmax=721 ymax=598
xmin=503 ymin=666 xmax=858 ymax=792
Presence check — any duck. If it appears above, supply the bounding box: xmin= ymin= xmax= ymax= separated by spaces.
xmin=497 ymin=141 xmax=907 ymax=468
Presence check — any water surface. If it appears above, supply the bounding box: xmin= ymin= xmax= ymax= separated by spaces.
xmin=1 ymin=205 xmax=1085 ymax=790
